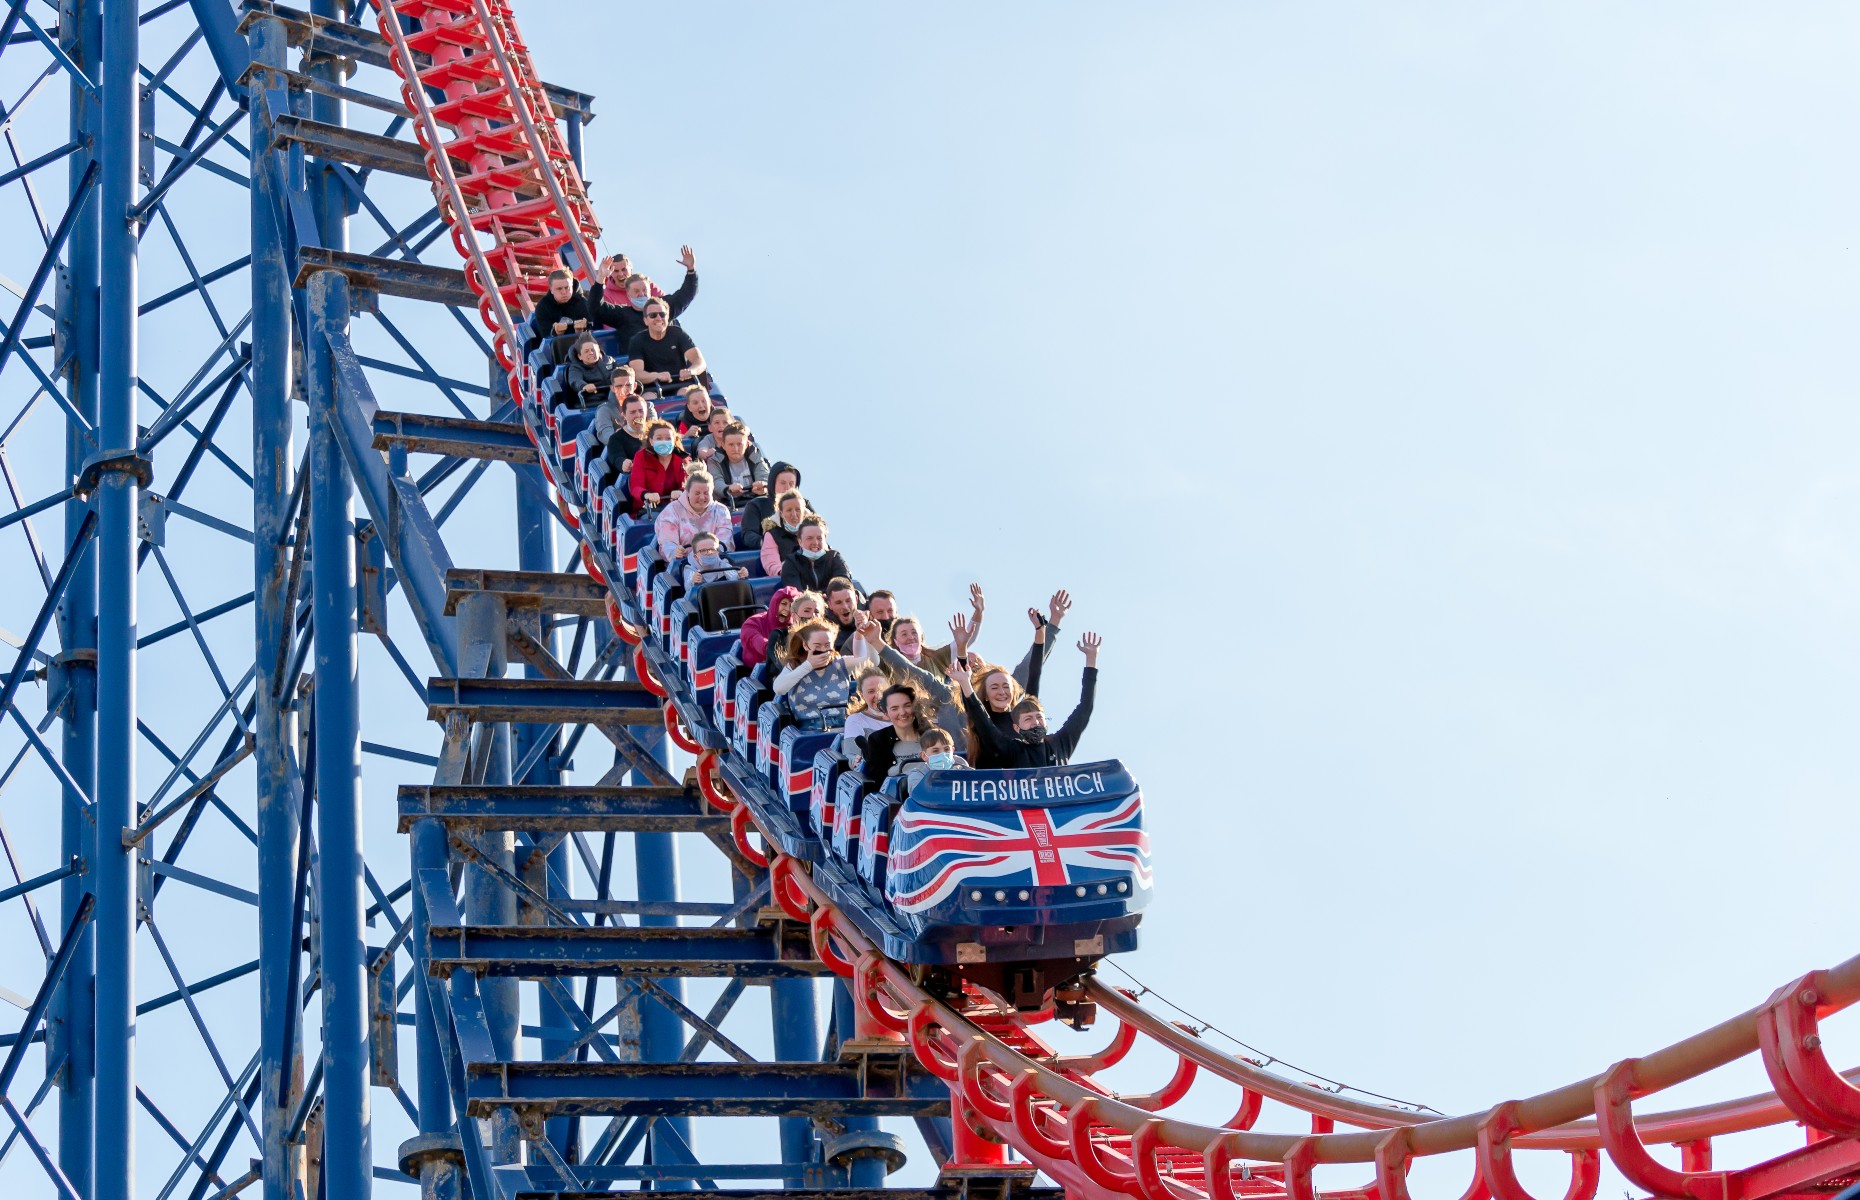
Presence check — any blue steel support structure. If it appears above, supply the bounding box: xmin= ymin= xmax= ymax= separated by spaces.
xmin=56 ymin=0 xmax=102 ymax=1191
xmin=250 ymin=17 xmax=302 ymax=1200
xmin=304 ymin=3 xmax=374 ymax=1193
xmin=94 ymin=1 xmax=142 ymax=1197
xmin=0 ymin=2 xmax=969 ymax=1195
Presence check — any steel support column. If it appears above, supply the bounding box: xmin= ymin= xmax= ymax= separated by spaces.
xmin=771 ymin=977 xmax=821 ymax=1170
xmin=504 ymin=358 xmax=574 ymax=1158
xmin=832 ymin=981 xmax=889 ymax=1187
xmin=55 ymin=0 xmax=101 ymax=1191
xmin=249 ymin=17 xmax=304 ymax=1200
xmin=632 ymin=722 xmax=693 ymax=1181
xmin=92 ymin=1 xmax=140 ymax=1195
xmin=455 ymin=591 xmax=521 ymax=1164
xmin=306 ymin=269 xmax=371 ymax=1199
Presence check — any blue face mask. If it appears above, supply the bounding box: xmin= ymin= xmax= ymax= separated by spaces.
xmin=651 ymin=439 xmax=674 ymax=455
xmin=925 ymin=751 xmax=956 ymax=771
xmin=630 ymin=294 xmax=650 ymax=310
xmin=799 ymin=547 xmax=825 ymax=561
xmin=781 ymin=519 xmax=801 ymax=534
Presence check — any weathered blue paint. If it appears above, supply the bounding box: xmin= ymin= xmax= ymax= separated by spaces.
xmin=307 ymin=269 xmax=372 ymax=1199
xmin=248 ymin=16 xmax=302 ymax=1200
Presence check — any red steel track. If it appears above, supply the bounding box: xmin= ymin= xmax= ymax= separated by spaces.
xmin=372 ymin=2 xmax=1860 ymax=1194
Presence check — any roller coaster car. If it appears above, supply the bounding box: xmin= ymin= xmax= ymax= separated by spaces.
xmin=875 ymin=759 xmax=1151 ymax=1012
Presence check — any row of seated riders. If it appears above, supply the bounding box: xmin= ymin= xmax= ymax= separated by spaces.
xmin=518 ymin=258 xmax=1104 ymax=851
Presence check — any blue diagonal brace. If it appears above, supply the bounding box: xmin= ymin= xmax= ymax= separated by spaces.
xmin=0 ymin=892 xmax=93 ymax=1100
xmin=320 ymin=325 xmax=459 ymax=675
xmin=183 ymin=0 xmax=248 ymax=99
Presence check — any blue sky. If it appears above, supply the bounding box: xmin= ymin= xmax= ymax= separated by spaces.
xmin=1 ymin=1 xmax=1858 ymax=1193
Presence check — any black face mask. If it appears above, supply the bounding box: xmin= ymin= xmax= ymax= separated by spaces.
xmin=1016 ymin=723 xmax=1047 ymax=744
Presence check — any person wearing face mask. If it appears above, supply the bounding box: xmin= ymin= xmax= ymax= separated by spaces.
xmin=592 ymin=367 xmax=640 ymax=449
xmin=682 ymin=531 xmax=750 ymax=588
xmin=628 ymin=298 xmax=707 ymax=390
xmin=590 ymin=247 xmax=697 ymax=342
xmin=772 ymin=619 xmax=877 ymax=732
xmin=739 ymin=585 xmax=799 ymax=670
xmin=900 ymin=727 xmax=968 ymax=795
xmin=627 ymin=418 xmax=688 ymax=515
xmin=959 ymin=632 xmax=1102 ymax=769
xmin=858 ymin=683 xmax=936 ymax=787
xmin=865 ymin=591 xmax=898 ymax=636
xmin=599 ymin=392 xmax=650 ymax=475
xmin=653 ymin=469 xmax=733 ymax=561
xmin=740 ymin=463 xmax=801 ymax=553
xmin=779 ymin=517 xmax=851 ymax=592
xmin=758 ymin=486 xmax=815 ymax=572
xmin=868 ymin=618 xmax=965 ymax=739
xmin=772 ymin=592 xmax=826 ymax=667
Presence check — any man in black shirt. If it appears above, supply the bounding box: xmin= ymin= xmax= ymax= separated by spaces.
xmin=627 ymin=298 xmax=706 ymax=388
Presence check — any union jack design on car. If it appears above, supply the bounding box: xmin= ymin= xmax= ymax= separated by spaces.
xmin=884 ymin=760 xmax=1151 ymax=934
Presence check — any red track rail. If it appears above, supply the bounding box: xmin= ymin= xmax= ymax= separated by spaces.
xmin=373 ymin=5 xmax=1860 ymax=1195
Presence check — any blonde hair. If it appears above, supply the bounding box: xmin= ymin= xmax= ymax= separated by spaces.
xmin=848 ymin=665 xmax=889 ymax=713
xmin=762 ymin=489 xmax=809 ymax=532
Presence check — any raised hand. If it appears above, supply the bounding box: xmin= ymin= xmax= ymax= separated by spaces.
xmin=678 ymin=244 xmax=696 ymax=272
xmin=968 ymin=583 xmax=985 ymax=618
xmin=1077 ymin=631 xmax=1101 ymax=667
xmin=857 ymin=616 xmax=885 ymax=646
xmin=1048 ymin=588 xmax=1072 ymax=626
xmin=1027 ymin=606 xmax=1048 ymax=643
xmin=947 ymin=613 xmax=971 ymax=655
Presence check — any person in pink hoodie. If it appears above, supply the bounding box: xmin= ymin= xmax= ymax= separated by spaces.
xmin=739 ymin=586 xmax=798 ymax=670
xmin=652 ymin=469 xmax=733 ymax=562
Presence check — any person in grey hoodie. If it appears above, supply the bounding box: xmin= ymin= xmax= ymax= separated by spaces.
xmin=710 ymin=422 xmax=770 ymax=510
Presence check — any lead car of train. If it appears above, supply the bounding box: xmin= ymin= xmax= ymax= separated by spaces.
xmin=515 ymin=314 xmax=1153 ymax=1020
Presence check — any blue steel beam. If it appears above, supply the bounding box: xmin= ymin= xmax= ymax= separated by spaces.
xmin=422 ymin=926 xmax=830 ymax=978
xmin=423 ymin=676 xmax=663 ymax=724
xmin=395 ymin=785 xmax=718 ymax=834
xmin=183 ymin=0 xmax=249 ymax=96
xmin=462 ymin=1061 xmax=950 ymax=1119
xmin=306 ymin=266 xmax=373 ymax=1199
xmin=92 ymin=3 xmax=140 ymax=1197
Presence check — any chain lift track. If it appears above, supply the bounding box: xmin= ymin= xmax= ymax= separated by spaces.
xmin=370 ymin=3 xmax=1860 ymax=1200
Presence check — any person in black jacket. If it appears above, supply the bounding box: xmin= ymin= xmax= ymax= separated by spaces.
xmin=779 ymin=518 xmax=851 ymax=592
xmin=563 ymin=334 xmax=619 ymax=407
xmin=859 ymin=678 xmax=934 ymax=788
xmin=738 ymin=462 xmax=800 ymax=551
xmin=529 ymin=269 xmax=624 ymax=350
xmin=960 ymin=633 xmax=1101 ymax=769
xmin=594 ymin=247 xmax=699 ymax=342
xmin=669 ymin=383 xmax=715 ymax=438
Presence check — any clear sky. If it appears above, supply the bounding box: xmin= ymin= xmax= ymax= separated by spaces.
xmin=1 ymin=2 xmax=1857 ymax=1194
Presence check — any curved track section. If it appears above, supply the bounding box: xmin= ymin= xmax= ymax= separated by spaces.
xmin=379 ymin=5 xmax=1860 ymax=1197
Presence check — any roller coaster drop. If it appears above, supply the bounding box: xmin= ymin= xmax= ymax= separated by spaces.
xmin=0 ymin=1 xmax=1855 ymax=1198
